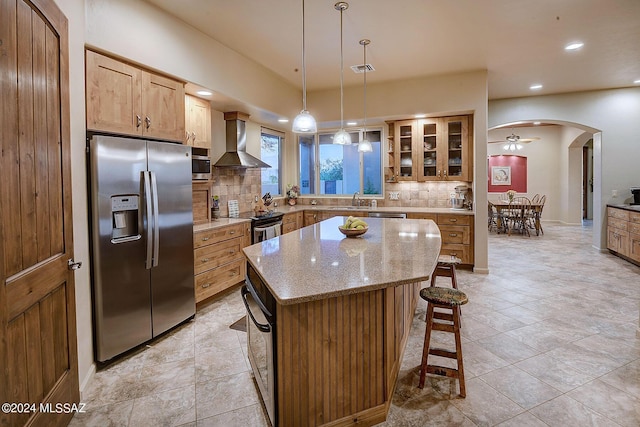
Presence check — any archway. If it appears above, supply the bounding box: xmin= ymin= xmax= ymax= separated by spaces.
xmin=488 ymin=120 xmax=602 ymax=248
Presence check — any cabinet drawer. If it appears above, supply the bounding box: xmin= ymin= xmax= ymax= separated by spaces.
xmin=608 ymin=217 xmax=628 ymax=231
xmin=629 ymin=211 xmax=640 ymax=224
xmin=629 ymin=222 xmax=640 ymax=235
xmin=440 ymin=244 xmax=472 ymax=265
xmin=438 ymin=225 xmax=470 ymax=245
xmin=194 ymin=238 xmax=243 ymax=274
xmin=437 ymin=214 xmax=471 ymax=226
xmin=608 ymin=208 xmax=629 ymax=221
xmin=195 ymin=259 xmax=246 ymax=302
xmin=283 ymin=213 xmax=298 ymax=225
xmin=194 ymin=223 xmax=245 ymax=248
xmin=283 ymin=221 xmax=297 ymax=234
xmin=406 ymin=212 xmax=437 ymax=221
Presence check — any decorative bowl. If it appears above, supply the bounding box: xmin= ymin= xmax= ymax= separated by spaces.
xmin=338 ymin=225 xmax=368 ymax=238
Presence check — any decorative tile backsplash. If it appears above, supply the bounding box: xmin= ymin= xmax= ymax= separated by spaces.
xmin=209 ymin=168 xmax=471 ymax=215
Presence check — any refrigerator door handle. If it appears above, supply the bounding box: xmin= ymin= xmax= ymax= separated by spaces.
xmin=143 ymin=171 xmax=154 ymax=269
xmin=150 ymin=171 xmax=160 ymax=267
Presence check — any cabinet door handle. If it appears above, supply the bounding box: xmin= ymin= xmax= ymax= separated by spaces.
xmin=443 ymin=170 xmax=448 ymax=179
xmin=145 ymin=116 xmax=151 ymax=129
xmin=201 ymin=258 xmax=210 ymax=262
xmin=229 ymin=230 xmax=236 ymax=234
xmin=136 ymin=115 xmax=142 ymax=128
xmin=192 ymin=131 xmax=196 ymax=140
xmin=201 ymin=237 xmax=210 ymax=241
xmin=228 ymin=250 xmax=236 ymax=255
xmin=186 ymin=131 xmax=190 ymax=142
xmin=449 ymin=233 xmax=458 ymax=237
xmin=449 ymin=218 xmax=458 ymax=223
xmin=201 ymin=283 xmax=211 ymax=288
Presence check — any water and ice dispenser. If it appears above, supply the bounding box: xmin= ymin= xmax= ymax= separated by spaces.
xmin=111 ymin=195 xmax=140 ymax=242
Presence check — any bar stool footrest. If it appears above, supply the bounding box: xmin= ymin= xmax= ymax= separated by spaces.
xmin=428 ymin=347 xmax=458 ymax=359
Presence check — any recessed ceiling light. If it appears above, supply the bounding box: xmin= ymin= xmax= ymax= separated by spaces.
xmin=196 ymin=90 xmax=212 ymax=96
xmin=346 ymin=121 xmax=357 ymax=126
xmin=565 ymin=42 xmax=584 ymax=51
xmin=278 ymin=118 xmax=289 ymax=123
xmin=530 ymin=84 xmax=543 ymax=90
xmin=634 ymin=79 xmax=640 ymax=84
xmin=414 ymin=114 xmax=427 ymax=119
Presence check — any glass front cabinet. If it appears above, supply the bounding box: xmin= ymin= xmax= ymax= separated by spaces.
xmin=387 ymin=115 xmax=472 ymax=182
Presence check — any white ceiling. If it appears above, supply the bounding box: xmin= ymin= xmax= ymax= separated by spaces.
xmin=145 ymin=0 xmax=640 ymax=101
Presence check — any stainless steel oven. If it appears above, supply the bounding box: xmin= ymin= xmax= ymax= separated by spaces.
xmin=191 ymin=147 xmax=210 ymax=180
xmin=242 ymin=264 xmax=277 ymax=425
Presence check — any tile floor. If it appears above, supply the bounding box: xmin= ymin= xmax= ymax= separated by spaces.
xmin=71 ymin=223 xmax=640 ymax=426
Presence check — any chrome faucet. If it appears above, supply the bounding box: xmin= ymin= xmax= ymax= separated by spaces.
xmin=352 ymin=191 xmax=360 ymax=206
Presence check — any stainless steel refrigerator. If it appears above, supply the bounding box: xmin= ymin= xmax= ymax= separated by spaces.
xmin=88 ymin=134 xmax=195 ymax=362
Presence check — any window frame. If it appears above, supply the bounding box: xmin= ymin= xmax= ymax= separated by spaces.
xmin=298 ymin=127 xmax=383 ymax=197
xmin=260 ymin=127 xmax=284 ymax=196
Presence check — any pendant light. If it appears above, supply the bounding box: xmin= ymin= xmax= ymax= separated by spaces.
xmin=358 ymin=39 xmax=373 ymax=153
xmin=292 ymin=0 xmax=317 ymax=133
xmin=333 ymin=2 xmax=351 ymax=145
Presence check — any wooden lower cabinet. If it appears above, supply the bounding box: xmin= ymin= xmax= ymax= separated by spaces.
xmin=607 ymin=206 xmax=640 ymax=265
xmin=407 ymin=212 xmax=474 ymax=265
xmin=304 ymin=211 xmax=321 ymax=226
xmin=282 ymin=211 xmax=303 ymax=234
xmin=193 ymin=222 xmax=250 ymax=303
xmin=276 ymin=282 xmax=419 ymax=426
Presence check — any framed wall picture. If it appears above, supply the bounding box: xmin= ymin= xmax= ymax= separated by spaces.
xmin=491 ymin=166 xmax=511 ymax=186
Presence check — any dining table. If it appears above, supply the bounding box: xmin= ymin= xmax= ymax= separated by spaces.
xmin=491 ymin=200 xmax=544 ymax=236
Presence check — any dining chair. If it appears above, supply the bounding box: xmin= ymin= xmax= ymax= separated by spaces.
xmin=508 ymin=196 xmax=532 ymax=236
xmin=488 ymin=201 xmax=499 ymax=232
xmin=536 ymin=195 xmax=546 ymax=235
xmin=531 ymin=193 xmax=541 ymax=204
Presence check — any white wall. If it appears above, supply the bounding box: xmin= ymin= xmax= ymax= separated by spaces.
xmin=489 ymin=87 xmax=640 ymax=249
xmin=54 ymin=0 xmax=93 ymax=392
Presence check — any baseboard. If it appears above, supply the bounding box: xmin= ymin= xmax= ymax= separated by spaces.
xmin=473 ymin=267 xmax=489 ymax=274
xmin=79 ymin=363 xmax=96 ymax=400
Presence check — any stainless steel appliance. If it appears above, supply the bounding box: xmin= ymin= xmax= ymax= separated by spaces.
xmin=191 ymin=147 xmax=211 ymax=180
xmin=631 ymin=187 xmax=640 ymax=205
xmin=88 ymin=134 xmax=195 ymax=362
xmin=248 ymin=211 xmax=285 ymax=244
xmin=242 ymin=264 xmax=277 ymax=425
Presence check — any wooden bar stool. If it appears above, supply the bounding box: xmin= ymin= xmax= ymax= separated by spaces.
xmin=430 ymin=255 xmax=461 ymax=289
xmin=418 ymin=286 xmax=468 ymax=397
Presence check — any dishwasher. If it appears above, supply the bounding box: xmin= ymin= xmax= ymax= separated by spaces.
xmin=368 ymin=212 xmax=407 ymax=218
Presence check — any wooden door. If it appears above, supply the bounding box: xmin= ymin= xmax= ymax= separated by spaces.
xmin=85 ymin=50 xmax=143 ymax=136
xmin=1 ymin=0 xmax=79 ymax=426
xmin=142 ymin=71 xmax=185 ymax=142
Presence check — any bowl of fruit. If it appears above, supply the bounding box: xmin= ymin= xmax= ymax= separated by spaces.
xmin=338 ymin=216 xmax=369 ymax=237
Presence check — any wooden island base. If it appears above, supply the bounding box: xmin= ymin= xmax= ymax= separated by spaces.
xmin=276 ymin=281 xmax=420 ymax=426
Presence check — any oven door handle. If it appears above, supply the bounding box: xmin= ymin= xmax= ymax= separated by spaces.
xmin=241 ymin=286 xmax=271 ymax=333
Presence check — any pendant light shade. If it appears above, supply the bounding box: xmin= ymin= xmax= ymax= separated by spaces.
xmin=358 ymin=39 xmax=373 ymax=153
xmin=292 ymin=0 xmax=317 ymax=134
xmin=333 ymin=2 xmax=351 ymax=145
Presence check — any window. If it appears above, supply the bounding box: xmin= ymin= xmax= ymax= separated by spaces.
xmin=298 ymin=129 xmax=382 ymax=196
xmin=260 ymin=128 xmax=283 ymax=195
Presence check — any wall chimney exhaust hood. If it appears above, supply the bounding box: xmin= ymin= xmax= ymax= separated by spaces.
xmin=213 ymin=111 xmax=271 ymax=168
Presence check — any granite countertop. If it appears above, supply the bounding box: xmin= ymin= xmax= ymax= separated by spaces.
xmin=193 ymin=217 xmax=250 ymax=233
xmin=265 ymin=204 xmax=475 ymax=216
xmin=607 ymin=204 xmax=640 ymax=213
xmin=243 ymin=216 xmax=442 ymax=305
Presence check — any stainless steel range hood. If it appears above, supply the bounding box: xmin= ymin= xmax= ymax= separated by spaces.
xmin=214 ymin=111 xmax=271 ymax=168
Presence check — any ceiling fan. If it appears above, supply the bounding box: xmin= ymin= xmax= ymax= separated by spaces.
xmin=488 ymin=132 xmax=540 ymax=151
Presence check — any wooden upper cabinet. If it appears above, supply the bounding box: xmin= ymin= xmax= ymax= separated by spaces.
xmin=185 ymin=94 xmax=212 ymax=148
xmin=388 ymin=115 xmax=472 ymax=182
xmin=85 ymin=50 xmax=185 ymax=142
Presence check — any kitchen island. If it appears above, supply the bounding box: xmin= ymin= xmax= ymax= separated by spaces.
xmin=243 ymin=216 xmax=441 ymax=426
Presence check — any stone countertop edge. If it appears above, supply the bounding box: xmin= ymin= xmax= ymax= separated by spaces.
xmin=193 ymin=217 xmax=250 ymax=233
xmin=243 ymin=216 xmax=442 ymax=306
xmin=607 ymin=204 xmax=640 ymax=213
xmin=279 ymin=205 xmax=474 ymax=215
